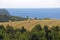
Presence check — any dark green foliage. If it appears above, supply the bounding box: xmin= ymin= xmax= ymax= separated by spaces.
xmin=0 ymin=25 xmax=5 ymax=40
xmin=44 ymin=25 xmax=49 ymax=32
xmin=31 ymin=32 xmax=39 ymax=40
xmin=31 ymin=24 xmax=42 ymax=32
xmin=39 ymin=18 xmax=42 ymax=20
xmin=34 ymin=17 xmax=38 ymax=20
xmin=6 ymin=25 xmax=15 ymax=34
xmin=0 ymin=14 xmax=27 ymax=22
xmin=31 ymin=24 xmax=47 ymax=40
xmin=44 ymin=25 xmax=52 ymax=40
xmin=0 ymin=24 xmax=60 ymax=40
xmin=51 ymin=26 xmax=60 ymax=40
xmin=0 ymin=25 xmax=5 ymax=30
xmin=10 ymin=16 xmax=27 ymax=21
xmin=20 ymin=26 xmax=26 ymax=33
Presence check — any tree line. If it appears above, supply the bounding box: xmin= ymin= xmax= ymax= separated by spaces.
xmin=0 ymin=24 xmax=60 ymax=40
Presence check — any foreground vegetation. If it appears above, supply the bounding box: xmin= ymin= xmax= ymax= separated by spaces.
xmin=0 ymin=24 xmax=60 ymax=40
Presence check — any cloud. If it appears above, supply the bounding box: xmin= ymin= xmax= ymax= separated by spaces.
xmin=0 ymin=0 xmax=60 ymax=8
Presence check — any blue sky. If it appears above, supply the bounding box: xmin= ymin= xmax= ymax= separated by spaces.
xmin=7 ymin=8 xmax=60 ymax=19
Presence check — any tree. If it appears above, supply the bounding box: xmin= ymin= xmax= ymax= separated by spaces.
xmin=15 ymin=30 xmax=21 ymax=40
xmin=20 ymin=32 xmax=30 ymax=40
xmin=5 ymin=25 xmax=15 ymax=40
xmin=39 ymin=18 xmax=42 ymax=20
xmin=43 ymin=18 xmax=51 ymax=20
xmin=34 ymin=17 xmax=38 ymax=20
xmin=51 ymin=26 xmax=60 ymax=40
xmin=44 ymin=25 xmax=49 ymax=32
xmin=31 ymin=29 xmax=47 ymax=40
xmin=31 ymin=24 xmax=42 ymax=32
xmin=0 ymin=32 xmax=3 ymax=40
xmin=20 ymin=26 xmax=26 ymax=33
xmin=6 ymin=25 xmax=15 ymax=34
xmin=44 ymin=25 xmax=51 ymax=40
xmin=31 ymin=32 xmax=39 ymax=40
xmin=39 ymin=30 xmax=47 ymax=40
xmin=0 ymin=25 xmax=5 ymax=40
xmin=31 ymin=24 xmax=47 ymax=40
xmin=0 ymin=25 xmax=5 ymax=30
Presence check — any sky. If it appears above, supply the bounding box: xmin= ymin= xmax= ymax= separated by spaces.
xmin=0 ymin=0 xmax=60 ymax=19
xmin=0 ymin=0 xmax=60 ymax=8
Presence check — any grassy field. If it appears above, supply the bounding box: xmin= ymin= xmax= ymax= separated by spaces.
xmin=0 ymin=20 xmax=60 ymax=31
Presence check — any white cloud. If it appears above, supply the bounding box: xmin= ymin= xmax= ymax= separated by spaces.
xmin=0 ymin=0 xmax=60 ymax=8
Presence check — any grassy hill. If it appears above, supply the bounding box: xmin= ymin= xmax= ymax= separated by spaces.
xmin=0 ymin=20 xmax=60 ymax=31
xmin=0 ymin=9 xmax=27 ymax=22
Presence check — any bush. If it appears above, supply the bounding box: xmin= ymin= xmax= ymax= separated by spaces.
xmin=0 ymin=24 xmax=60 ymax=40
xmin=31 ymin=24 xmax=42 ymax=32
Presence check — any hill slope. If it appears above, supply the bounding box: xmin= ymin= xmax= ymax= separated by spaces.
xmin=0 ymin=9 xmax=27 ymax=22
xmin=10 ymin=16 xmax=27 ymax=21
xmin=0 ymin=20 xmax=60 ymax=31
xmin=0 ymin=9 xmax=10 ymax=22
xmin=0 ymin=9 xmax=9 ymax=15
